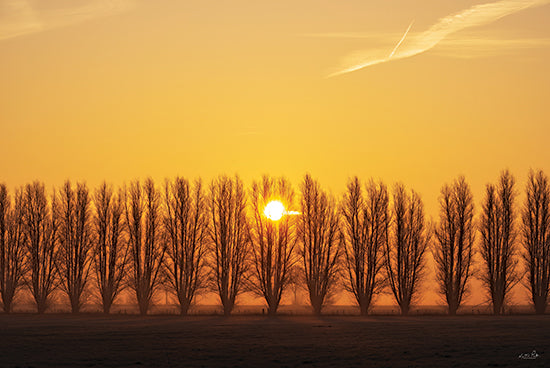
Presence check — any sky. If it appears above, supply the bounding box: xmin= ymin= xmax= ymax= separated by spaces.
xmin=1 ymin=0 xmax=550 ymax=306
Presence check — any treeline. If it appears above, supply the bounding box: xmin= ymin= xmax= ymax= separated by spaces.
xmin=0 ymin=170 xmax=549 ymax=316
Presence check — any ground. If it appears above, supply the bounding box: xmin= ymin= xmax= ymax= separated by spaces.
xmin=0 ymin=314 xmax=548 ymax=367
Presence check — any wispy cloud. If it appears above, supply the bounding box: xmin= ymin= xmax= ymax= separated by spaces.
xmin=327 ymin=0 xmax=550 ymax=77
xmin=435 ymin=36 xmax=550 ymax=58
xmin=0 ymin=0 xmax=135 ymax=41
xmin=310 ymin=31 xmax=550 ymax=59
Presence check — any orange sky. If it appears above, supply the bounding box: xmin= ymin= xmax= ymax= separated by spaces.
xmin=1 ymin=0 xmax=550 ymax=307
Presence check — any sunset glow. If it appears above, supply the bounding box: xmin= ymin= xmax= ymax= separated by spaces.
xmin=1 ymin=0 xmax=549 ymax=311
xmin=2 ymin=2 xmax=550 ymax=367
xmin=264 ymin=200 xmax=285 ymax=221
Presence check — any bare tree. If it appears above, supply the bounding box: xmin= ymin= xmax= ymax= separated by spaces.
xmin=340 ymin=177 xmax=388 ymax=316
xmin=248 ymin=176 xmax=297 ymax=315
xmin=522 ymin=169 xmax=550 ymax=314
xmin=56 ymin=181 xmax=93 ymax=313
xmin=0 ymin=184 xmax=7 ymax=310
xmin=93 ymin=182 xmax=128 ymax=314
xmin=23 ymin=182 xmax=59 ymax=314
xmin=209 ymin=175 xmax=250 ymax=316
xmin=164 ymin=177 xmax=208 ymax=315
xmin=298 ymin=174 xmax=340 ymax=315
xmin=125 ymin=179 xmax=166 ymax=315
xmin=385 ymin=184 xmax=429 ymax=315
xmin=0 ymin=186 xmax=27 ymax=313
xmin=433 ymin=176 xmax=475 ymax=315
xmin=479 ymin=170 xmax=519 ymax=315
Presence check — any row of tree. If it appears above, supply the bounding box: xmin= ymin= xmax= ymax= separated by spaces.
xmin=0 ymin=170 xmax=549 ymax=316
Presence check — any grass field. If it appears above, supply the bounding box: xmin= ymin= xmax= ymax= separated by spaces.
xmin=1 ymin=314 xmax=549 ymax=367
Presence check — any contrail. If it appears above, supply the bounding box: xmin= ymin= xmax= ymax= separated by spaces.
xmin=329 ymin=0 xmax=550 ymax=77
xmin=389 ymin=21 xmax=414 ymax=59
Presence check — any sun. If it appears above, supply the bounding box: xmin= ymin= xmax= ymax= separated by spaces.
xmin=264 ymin=200 xmax=285 ymax=221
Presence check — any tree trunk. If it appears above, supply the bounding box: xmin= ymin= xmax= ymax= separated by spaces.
xmin=3 ymin=299 xmax=13 ymax=313
xmin=2 ymin=290 xmax=15 ymax=313
xmin=267 ymin=304 xmax=278 ymax=316
xmin=359 ymin=302 xmax=369 ymax=316
xmin=312 ymin=305 xmax=322 ymax=316
xmin=180 ymin=300 xmax=191 ymax=316
xmin=492 ymin=293 xmax=504 ymax=315
xmin=310 ymin=295 xmax=323 ymax=316
xmin=223 ymin=303 xmax=233 ymax=316
xmin=103 ymin=301 xmax=112 ymax=314
xmin=448 ymin=298 xmax=459 ymax=315
xmin=71 ymin=298 xmax=80 ymax=313
xmin=36 ymin=299 xmax=48 ymax=314
xmin=534 ymin=296 xmax=547 ymax=315
xmin=138 ymin=300 xmax=149 ymax=316
xmin=358 ymin=295 xmax=372 ymax=316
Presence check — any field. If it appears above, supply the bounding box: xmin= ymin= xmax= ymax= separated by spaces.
xmin=1 ymin=314 xmax=549 ymax=367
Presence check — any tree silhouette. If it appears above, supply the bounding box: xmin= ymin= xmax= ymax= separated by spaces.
xmin=0 ymin=185 xmax=27 ymax=313
xmin=56 ymin=181 xmax=93 ymax=313
xmin=248 ymin=176 xmax=297 ymax=315
xmin=479 ymin=170 xmax=519 ymax=315
xmin=385 ymin=184 xmax=429 ymax=315
xmin=23 ymin=182 xmax=59 ymax=314
xmin=298 ymin=174 xmax=340 ymax=315
xmin=433 ymin=176 xmax=475 ymax=315
xmin=164 ymin=177 xmax=208 ymax=315
xmin=5 ymin=172 xmax=550 ymax=315
xmin=341 ymin=177 xmax=388 ymax=316
xmin=522 ymin=169 xmax=550 ymax=314
xmin=124 ymin=179 xmax=166 ymax=315
xmin=209 ymin=175 xmax=250 ymax=316
xmin=93 ymin=182 xmax=128 ymax=314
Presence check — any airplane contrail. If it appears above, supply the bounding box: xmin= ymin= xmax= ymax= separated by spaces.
xmin=389 ymin=21 xmax=414 ymax=59
xmin=328 ymin=0 xmax=550 ymax=77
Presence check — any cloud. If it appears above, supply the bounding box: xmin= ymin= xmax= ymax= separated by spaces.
xmin=0 ymin=0 xmax=135 ymax=41
xmin=0 ymin=0 xmax=42 ymax=40
xmin=310 ymin=31 xmax=550 ymax=59
xmin=327 ymin=0 xmax=550 ymax=77
xmin=434 ymin=36 xmax=550 ymax=58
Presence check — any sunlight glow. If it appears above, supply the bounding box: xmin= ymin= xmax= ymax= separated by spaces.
xmin=264 ymin=200 xmax=285 ymax=221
